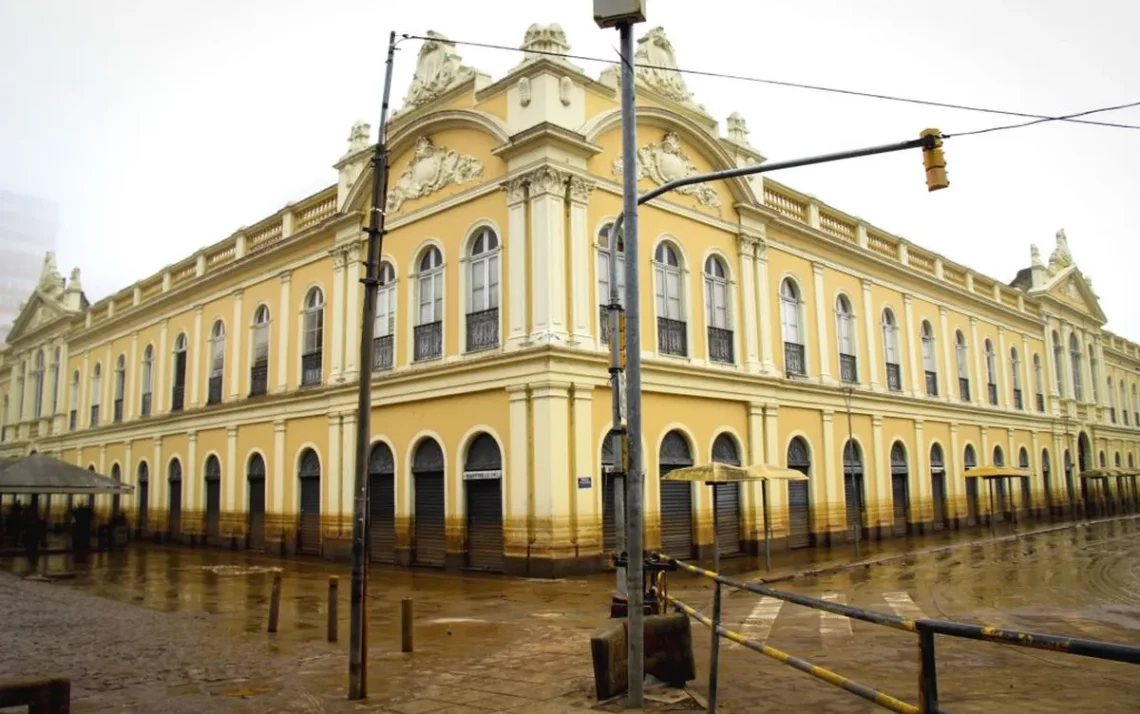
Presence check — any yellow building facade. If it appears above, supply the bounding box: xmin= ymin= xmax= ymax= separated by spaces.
xmin=2 ymin=25 xmax=1139 ymax=575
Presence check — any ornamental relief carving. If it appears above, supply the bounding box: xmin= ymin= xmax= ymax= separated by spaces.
xmin=611 ymin=131 xmax=722 ymax=213
xmin=386 ymin=136 xmax=484 ymax=213
xmin=400 ymin=31 xmax=475 ymax=112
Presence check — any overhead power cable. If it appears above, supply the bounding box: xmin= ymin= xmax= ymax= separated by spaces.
xmin=400 ymin=33 xmax=1140 ymax=132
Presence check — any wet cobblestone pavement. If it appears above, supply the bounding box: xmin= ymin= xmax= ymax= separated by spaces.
xmin=2 ymin=516 xmax=1139 ymax=712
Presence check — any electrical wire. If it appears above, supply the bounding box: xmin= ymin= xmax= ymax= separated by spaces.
xmin=943 ymin=100 xmax=1140 ymax=137
xmin=399 ymin=33 xmax=1140 ymax=132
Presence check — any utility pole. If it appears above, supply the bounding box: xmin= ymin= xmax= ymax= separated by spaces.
xmin=348 ymin=30 xmax=398 ymax=701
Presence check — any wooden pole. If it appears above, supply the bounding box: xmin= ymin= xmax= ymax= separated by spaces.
xmin=268 ymin=572 xmax=282 ymax=634
xmin=400 ymin=597 xmax=413 ymax=653
xmin=328 ymin=576 xmax=339 ymax=643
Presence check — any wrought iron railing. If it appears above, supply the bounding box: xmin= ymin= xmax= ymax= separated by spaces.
xmin=708 ymin=326 xmax=733 ymax=364
xmin=1013 ymin=388 xmax=1023 ymax=410
xmin=657 ymin=317 xmax=687 ymax=357
xmin=886 ymin=362 xmax=902 ymax=391
xmin=301 ymin=352 xmax=323 ymax=386
xmin=924 ymin=370 xmax=938 ymax=397
xmin=466 ymin=308 xmax=499 ymax=352
xmin=959 ymin=378 xmax=970 ymax=402
xmin=113 ymin=398 xmax=123 ymax=423
xmin=1036 ymin=392 xmax=1045 ymax=413
xmin=90 ymin=404 xmax=100 ymax=427
xmin=249 ymin=362 xmax=268 ymax=396
xmin=414 ymin=321 xmax=443 ymax=361
xmin=839 ymin=353 xmax=857 ymax=383
xmin=171 ymin=385 xmax=185 ymax=412
xmin=372 ymin=335 xmax=393 ymax=370
xmin=784 ymin=342 xmax=806 ymax=376
xmin=987 ymin=382 xmax=998 ymax=405
xmin=140 ymin=392 xmax=152 ymax=416
xmin=207 ymin=375 xmax=223 ymax=405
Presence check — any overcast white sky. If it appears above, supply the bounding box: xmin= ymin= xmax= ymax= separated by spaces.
xmin=2 ymin=1 xmax=1138 ymax=337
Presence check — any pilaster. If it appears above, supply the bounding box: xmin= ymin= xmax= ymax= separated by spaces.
xmin=505 ymin=177 xmax=529 ymax=348
xmin=124 ymin=441 xmax=133 ymax=513
xmin=157 ymin=320 xmax=168 ymax=414
xmin=330 ymin=248 xmax=347 ymax=383
xmin=226 ymin=426 xmax=238 ymax=522
xmin=102 ymin=345 xmax=112 ymax=418
xmin=821 ymin=409 xmax=836 ymax=533
xmin=997 ymin=327 xmax=1010 ymax=409
xmin=229 ymin=289 xmax=244 ymax=400
xmin=570 ymin=385 xmax=597 ymax=557
xmin=276 ymin=272 xmax=292 ymax=393
xmin=871 ymin=414 xmax=887 ymax=530
xmin=505 ymin=384 xmax=530 ymax=565
xmin=745 ymin=402 xmax=764 ymax=543
xmin=340 ymin=411 xmax=357 ymax=534
xmin=902 ymin=294 xmax=920 ymax=396
xmin=343 ymin=241 xmax=362 ymax=380
xmin=568 ymin=177 xmax=595 ymax=348
xmin=152 ymin=437 xmax=163 ymax=525
xmin=530 ymin=381 xmax=572 ymax=571
xmin=187 ymin=430 xmax=198 ymax=531
xmin=812 ymin=263 xmax=833 ymax=384
xmin=190 ymin=305 xmax=203 ymax=409
xmin=913 ymin=419 xmax=928 ymax=526
xmin=1060 ymin=322 xmax=1074 ymax=401
xmin=736 ymin=236 xmax=760 ymax=372
xmin=127 ymin=332 xmax=139 ymax=420
xmin=948 ymin=424 xmax=961 ymax=521
xmin=861 ymin=279 xmax=881 ymax=391
xmin=528 ymin=167 xmax=570 ymax=343
xmin=326 ymin=412 xmax=342 ymax=540
xmin=763 ymin=402 xmax=781 ymax=535
xmin=938 ymin=307 xmax=953 ymax=402
xmin=969 ymin=317 xmax=984 ymax=407
xmin=273 ymin=419 xmax=286 ymax=518
xmin=1021 ymin=333 xmax=1033 ymax=410
xmin=754 ymin=236 xmax=775 ymax=374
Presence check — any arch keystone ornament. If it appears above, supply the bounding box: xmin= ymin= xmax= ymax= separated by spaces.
xmin=612 ymin=131 xmax=722 ymax=213
xmin=386 ymin=136 xmax=484 ymax=212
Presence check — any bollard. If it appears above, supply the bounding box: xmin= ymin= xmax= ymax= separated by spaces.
xmin=400 ymin=597 xmax=414 ymax=653
xmin=268 ymin=572 xmax=282 ymax=634
xmin=327 ymin=576 xmax=339 ymax=643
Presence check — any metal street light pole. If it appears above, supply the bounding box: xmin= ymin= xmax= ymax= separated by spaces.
xmin=348 ymin=30 xmax=398 ymax=701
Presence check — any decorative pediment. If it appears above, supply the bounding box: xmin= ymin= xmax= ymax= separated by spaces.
xmin=1042 ymin=266 xmax=1107 ymax=323
xmin=386 ymin=136 xmax=484 ymax=212
xmin=5 ymin=252 xmax=83 ymax=345
xmin=611 ymin=131 xmax=722 ymax=213
xmin=399 ymin=31 xmax=476 ymax=113
xmin=634 ymin=27 xmax=694 ymax=104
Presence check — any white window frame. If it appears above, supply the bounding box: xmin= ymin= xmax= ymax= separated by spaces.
xmin=835 ymin=294 xmax=856 ymax=358
xmin=1010 ymin=348 xmax=1021 ymax=392
xmin=703 ymin=255 xmax=730 ymax=330
xmin=32 ymin=350 xmax=44 ymax=419
xmin=780 ymin=278 xmax=804 ymax=346
xmin=921 ymin=321 xmax=937 ymax=373
xmin=881 ymin=309 xmax=900 ymax=365
xmin=984 ymin=340 xmax=997 ymax=385
xmin=1070 ymin=334 xmax=1083 ymax=401
xmin=303 ymin=288 xmax=324 ymax=357
xmin=251 ymin=305 xmax=271 ymax=365
xmin=653 ymin=241 xmax=685 ymax=322
xmin=416 ymin=247 xmax=444 ymax=327
xmin=375 ymin=262 xmax=397 ymax=339
xmin=114 ymin=354 xmax=126 ymax=401
xmin=209 ymin=320 xmax=226 ymax=379
xmin=91 ymin=363 xmax=102 ymax=407
xmin=1052 ymin=332 xmax=1065 ymax=396
xmin=467 ymin=228 xmax=500 ymax=315
xmin=50 ymin=347 xmax=60 ymax=414
xmin=956 ymin=331 xmax=969 ymax=380
xmin=141 ymin=345 xmax=154 ymax=397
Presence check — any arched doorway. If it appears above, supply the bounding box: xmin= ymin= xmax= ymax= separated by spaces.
xmin=368 ymin=442 xmax=395 ymax=564
xmin=247 ymin=454 xmax=266 ymax=550
xmin=137 ymin=462 xmax=149 ymax=533
xmin=964 ymin=445 xmax=978 ymax=526
xmin=929 ymin=444 xmax=947 ymax=530
xmin=601 ymin=430 xmax=620 ymax=553
xmin=889 ymin=442 xmax=910 ymax=536
xmin=464 ymin=433 xmax=504 ymax=572
xmin=1018 ymin=447 xmax=1031 ymax=518
xmin=412 ymin=438 xmax=446 ymax=567
xmin=168 ymin=458 xmax=183 ymax=540
xmin=1041 ymin=449 xmax=1053 ymax=517
xmin=659 ymin=431 xmax=694 ymax=558
xmin=204 ymin=455 xmax=221 ymax=542
xmin=711 ymin=433 xmax=742 ymax=556
xmin=786 ymin=437 xmax=812 ymax=549
xmin=843 ymin=440 xmax=865 ymax=541
xmin=110 ymin=463 xmax=122 ymax=518
xmin=297 ymin=449 xmax=321 ymax=556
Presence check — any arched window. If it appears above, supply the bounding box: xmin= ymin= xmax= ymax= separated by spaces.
xmin=921 ymin=320 xmax=937 ymax=396
xmin=207 ymin=320 xmax=225 ymax=404
xmin=704 ymin=255 xmax=732 ymax=363
xmin=1069 ymin=334 xmax=1083 ymax=401
xmin=882 ymin=308 xmax=901 ymax=391
xmin=415 ymin=246 xmax=444 ymax=361
xmin=956 ymin=330 xmax=970 ymax=401
xmin=113 ymin=354 xmax=125 ymax=422
xmin=69 ymin=369 xmax=79 ymax=429
xmin=172 ymin=332 xmax=188 ymax=411
xmin=1032 ymin=354 xmax=1044 ymax=411
xmin=1120 ymin=381 xmax=1129 ymax=425
xmin=963 ymin=444 xmax=977 ymax=471
xmin=1088 ymin=345 xmax=1099 ymax=403
xmin=1010 ymin=347 xmax=1022 ymax=410
xmin=1099 ymin=450 xmax=1106 ymax=468
xmin=49 ymin=347 xmax=60 ymax=415
xmin=250 ymin=305 xmax=270 ymax=395
xmin=374 ymin=262 xmax=396 ymax=370
xmin=780 ymin=278 xmax=805 ymax=375
xmin=90 ymin=363 xmax=102 ymax=426
xmin=836 ymin=295 xmax=857 ymax=382
xmin=1052 ymin=330 xmax=1064 ymax=396
xmin=597 ymin=223 xmax=626 ymax=344
xmin=654 ymin=242 xmax=686 ymax=357
xmin=466 ymin=228 xmax=500 ymax=352
xmin=984 ymin=339 xmax=998 ymax=405
xmin=1107 ymin=377 xmax=1116 ymax=423
xmin=993 ymin=444 xmax=1005 ymax=467
xmin=140 ymin=344 xmax=154 ymax=415
xmin=1115 ymin=452 xmax=1122 ymax=468
xmin=32 ymin=350 xmax=45 ymax=419
xmin=302 ymin=287 xmax=324 ymax=384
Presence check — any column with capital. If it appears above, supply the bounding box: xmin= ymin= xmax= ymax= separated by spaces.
xmin=763 ymin=403 xmax=784 ymax=537
xmin=127 ymin=332 xmax=139 ymax=420
xmin=124 ymin=441 xmax=134 ymax=515
xmin=570 ymin=385 xmax=597 ymax=556
xmin=736 ymin=236 xmax=760 ymax=372
xmin=821 ymin=409 xmax=837 ymax=540
xmin=153 ymin=437 xmax=164 ymax=534
xmin=343 ymin=240 xmax=362 ymax=380
xmin=80 ymin=352 xmax=88 ymax=426
xmin=272 ymin=419 xmax=287 ymax=551
xmin=276 ymin=272 xmax=292 ymax=393
xmin=1030 ymin=431 xmax=1041 ymax=515
xmin=970 ymin=317 xmax=984 ymax=407
xmin=745 ymin=402 xmax=764 ymax=550
xmin=871 ymin=415 xmax=887 ymax=535
xmin=902 ymin=294 xmax=920 ymax=395
xmin=156 ymin=320 xmax=168 ymax=414
xmin=340 ymin=410 xmax=357 ymax=535
xmin=504 ymin=177 xmax=529 ymax=348
xmin=528 ymin=168 xmax=569 ymax=344
xmin=812 ymin=263 xmax=833 ymax=384
xmin=568 ymin=177 xmax=595 ymax=348
xmin=529 ymin=381 xmax=573 ymax=574
xmin=948 ymin=424 xmax=961 ymax=526
xmin=1021 ymin=333 xmax=1034 ymax=411
xmin=914 ymin=419 xmax=929 ymax=530
xmin=997 ymin=327 xmax=1010 ymax=409
xmin=1042 ymin=313 xmax=1061 ymax=403
xmin=103 ymin=345 xmax=112 ymax=421
xmin=754 ymin=237 xmax=776 ymax=374
xmin=938 ymin=307 xmax=953 ymax=401
xmin=861 ymin=280 xmax=881 ymax=390
xmin=229 ymin=289 xmax=244 ymax=400
xmin=329 ymin=248 xmax=347 ymax=383
xmin=225 ymin=426 xmax=238 ymax=540
xmin=187 ymin=430 xmax=198 ymax=536
xmin=326 ymin=412 xmax=342 ymax=547
xmin=1059 ymin=322 xmax=1074 ymax=401
xmin=189 ymin=306 xmax=203 ymax=408
xmin=505 ymin=385 xmax=530 ymax=570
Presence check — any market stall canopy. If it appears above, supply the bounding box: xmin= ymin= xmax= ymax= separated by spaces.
xmin=1079 ymin=468 xmax=1117 ymax=479
xmin=661 ymin=463 xmax=808 ymax=483
xmin=0 ymin=454 xmax=134 ymax=495
xmin=963 ymin=466 xmax=1033 ymax=479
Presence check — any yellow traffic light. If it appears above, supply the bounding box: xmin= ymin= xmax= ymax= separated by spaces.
xmin=921 ymin=128 xmax=949 ymax=192
xmin=618 ymin=311 xmax=628 ymax=370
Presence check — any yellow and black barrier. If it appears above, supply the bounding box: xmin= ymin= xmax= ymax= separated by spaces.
xmin=662 ymin=553 xmax=1140 ymax=713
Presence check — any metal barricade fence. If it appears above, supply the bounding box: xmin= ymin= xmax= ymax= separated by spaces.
xmin=662 ymin=555 xmax=1140 ymax=714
